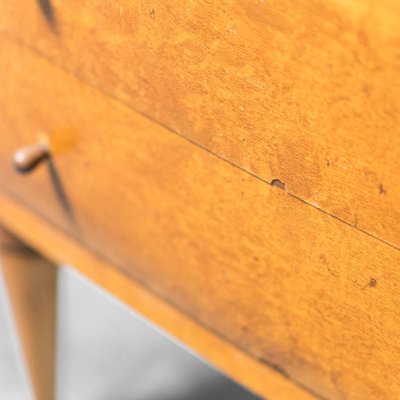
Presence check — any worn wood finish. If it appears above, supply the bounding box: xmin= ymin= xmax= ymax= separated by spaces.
xmin=0 ymin=228 xmax=57 ymax=400
xmin=0 ymin=191 xmax=316 ymax=400
xmin=0 ymin=37 xmax=400 ymax=399
xmin=0 ymin=0 xmax=399 ymax=248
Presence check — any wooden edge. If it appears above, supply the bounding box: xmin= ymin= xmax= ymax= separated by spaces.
xmin=0 ymin=228 xmax=25 ymax=250
xmin=0 ymin=189 xmax=317 ymax=400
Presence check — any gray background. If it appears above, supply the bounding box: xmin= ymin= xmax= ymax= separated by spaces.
xmin=0 ymin=265 xmax=259 ymax=400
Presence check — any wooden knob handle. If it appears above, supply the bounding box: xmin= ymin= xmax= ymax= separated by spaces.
xmin=13 ymin=143 xmax=49 ymax=173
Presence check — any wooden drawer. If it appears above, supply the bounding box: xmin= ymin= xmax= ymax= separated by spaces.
xmin=1 ymin=0 xmax=400 ymax=248
xmin=1 ymin=37 xmax=400 ymax=400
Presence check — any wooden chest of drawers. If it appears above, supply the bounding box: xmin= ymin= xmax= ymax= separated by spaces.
xmin=0 ymin=1 xmax=399 ymax=399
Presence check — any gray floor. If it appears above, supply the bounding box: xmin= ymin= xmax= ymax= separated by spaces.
xmin=0 ymin=265 xmax=259 ymax=400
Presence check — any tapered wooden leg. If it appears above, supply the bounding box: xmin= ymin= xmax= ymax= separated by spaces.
xmin=0 ymin=227 xmax=57 ymax=400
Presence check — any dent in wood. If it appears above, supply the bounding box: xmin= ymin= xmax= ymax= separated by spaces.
xmin=271 ymin=179 xmax=286 ymax=191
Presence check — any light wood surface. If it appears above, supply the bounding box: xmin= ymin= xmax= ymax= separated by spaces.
xmin=0 ymin=191 xmax=316 ymax=400
xmin=0 ymin=228 xmax=57 ymax=400
xmin=0 ymin=37 xmax=400 ymax=399
xmin=0 ymin=0 xmax=399 ymax=248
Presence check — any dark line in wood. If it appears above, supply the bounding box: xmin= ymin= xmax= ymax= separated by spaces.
xmin=35 ymin=0 xmax=58 ymax=34
xmin=47 ymin=157 xmax=80 ymax=233
xmin=0 ymin=30 xmax=399 ymax=254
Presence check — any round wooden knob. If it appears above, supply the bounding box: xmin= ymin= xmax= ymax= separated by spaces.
xmin=13 ymin=143 xmax=49 ymax=173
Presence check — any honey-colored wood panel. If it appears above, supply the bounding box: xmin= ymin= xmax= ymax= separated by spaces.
xmin=0 ymin=0 xmax=399 ymax=248
xmin=0 ymin=194 xmax=317 ymax=400
xmin=1 ymin=37 xmax=400 ymax=399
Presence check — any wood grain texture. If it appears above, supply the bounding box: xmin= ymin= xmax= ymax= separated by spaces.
xmin=0 ymin=192 xmax=316 ymax=400
xmin=0 ymin=0 xmax=399 ymax=248
xmin=0 ymin=228 xmax=57 ymax=400
xmin=0 ymin=37 xmax=400 ymax=399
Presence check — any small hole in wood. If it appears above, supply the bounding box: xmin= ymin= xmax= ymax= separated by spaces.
xmin=271 ymin=179 xmax=286 ymax=191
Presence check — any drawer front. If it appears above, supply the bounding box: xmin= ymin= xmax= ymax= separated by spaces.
xmin=1 ymin=37 xmax=400 ymax=400
xmin=1 ymin=0 xmax=400 ymax=247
